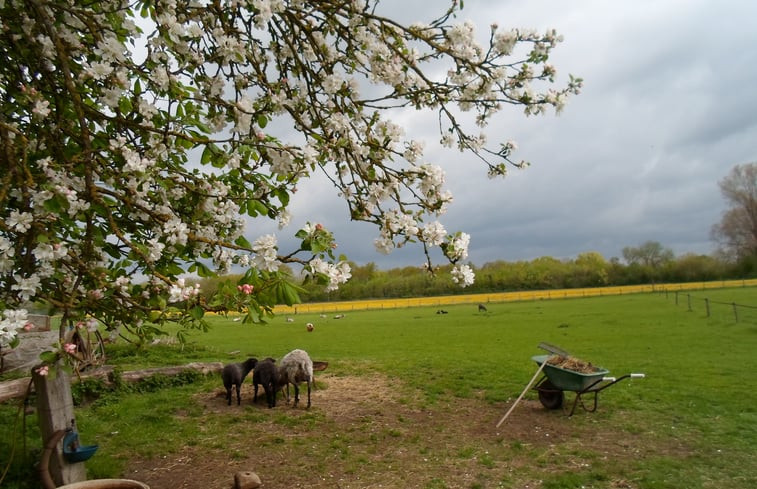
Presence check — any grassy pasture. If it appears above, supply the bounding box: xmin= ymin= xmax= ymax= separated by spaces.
xmin=2 ymin=288 xmax=757 ymax=488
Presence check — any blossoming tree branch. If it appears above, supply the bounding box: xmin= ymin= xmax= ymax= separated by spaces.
xmin=0 ymin=0 xmax=581 ymax=352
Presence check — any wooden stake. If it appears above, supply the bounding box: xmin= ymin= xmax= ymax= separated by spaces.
xmin=496 ymin=361 xmax=547 ymax=428
xmin=33 ymin=365 xmax=87 ymax=486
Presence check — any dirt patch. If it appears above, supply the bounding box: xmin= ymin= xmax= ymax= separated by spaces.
xmin=125 ymin=374 xmax=666 ymax=489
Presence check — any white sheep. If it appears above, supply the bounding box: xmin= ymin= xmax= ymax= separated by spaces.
xmin=278 ymin=349 xmax=314 ymax=408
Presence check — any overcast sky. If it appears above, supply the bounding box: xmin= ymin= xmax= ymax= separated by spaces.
xmin=266 ymin=0 xmax=757 ymax=270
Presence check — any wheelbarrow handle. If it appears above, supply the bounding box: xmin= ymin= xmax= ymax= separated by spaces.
xmin=630 ymin=373 xmax=645 ymax=378
xmin=602 ymin=377 xmax=616 ymax=382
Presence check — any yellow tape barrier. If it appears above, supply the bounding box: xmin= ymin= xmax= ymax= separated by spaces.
xmin=272 ymin=279 xmax=757 ymax=315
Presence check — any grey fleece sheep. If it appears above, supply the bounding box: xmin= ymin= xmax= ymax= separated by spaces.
xmin=222 ymin=357 xmax=258 ymax=405
xmin=278 ymin=349 xmax=314 ymax=409
xmin=252 ymin=358 xmax=279 ymax=408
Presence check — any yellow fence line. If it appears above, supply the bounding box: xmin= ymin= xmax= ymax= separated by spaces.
xmin=273 ymin=279 xmax=757 ymax=315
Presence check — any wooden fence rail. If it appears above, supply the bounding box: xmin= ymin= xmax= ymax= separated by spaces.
xmin=0 ymin=362 xmax=223 ymax=403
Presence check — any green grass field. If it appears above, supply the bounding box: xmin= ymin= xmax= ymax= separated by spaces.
xmin=2 ymin=288 xmax=756 ymax=488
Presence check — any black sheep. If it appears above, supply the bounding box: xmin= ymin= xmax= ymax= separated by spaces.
xmin=222 ymin=357 xmax=258 ymax=406
xmin=252 ymin=358 xmax=279 ymax=408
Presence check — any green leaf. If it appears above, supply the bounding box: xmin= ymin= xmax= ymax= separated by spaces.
xmin=275 ymin=188 xmax=290 ymax=206
xmin=257 ymin=114 xmax=268 ymax=129
xmin=201 ymin=145 xmax=214 ymax=165
xmin=234 ymin=236 xmax=252 ymax=249
xmin=39 ymin=351 xmax=58 ymax=364
xmin=118 ymin=97 xmax=132 ymax=113
xmin=190 ymin=306 xmax=204 ymax=320
xmin=246 ymin=199 xmax=267 ymax=217
xmin=194 ymin=262 xmax=214 ymax=278
xmin=161 ymin=262 xmax=185 ymax=276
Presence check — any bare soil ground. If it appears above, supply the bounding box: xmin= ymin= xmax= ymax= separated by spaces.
xmin=124 ymin=374 xmax=679 ymax=489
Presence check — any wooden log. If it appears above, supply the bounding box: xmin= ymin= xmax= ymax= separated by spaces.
xmin=118 ymin=362 xmax=223 ymax=382
xmin=0 ymin=362 xmax=225 ymax=403
xmin=0 ymin=377 xmax=33 ymax=403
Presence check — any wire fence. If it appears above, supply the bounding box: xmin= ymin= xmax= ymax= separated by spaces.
xmin=659 ymin=288 xmax=757 ymax=324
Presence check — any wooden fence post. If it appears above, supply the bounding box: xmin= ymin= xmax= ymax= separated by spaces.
xmin=705 ymin=298 xmax=710 ymax=317
xmin=33 ymin=365 xmax=87 ymax=486
xmin=732 ymin=302 xmax=739 ymax=322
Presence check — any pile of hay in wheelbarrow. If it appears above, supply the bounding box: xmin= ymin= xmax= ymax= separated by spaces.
xmin=545 ymin=354 xmax=600 ymax=374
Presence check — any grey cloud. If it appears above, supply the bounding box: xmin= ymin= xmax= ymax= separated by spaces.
xmin=248 ymin=0 xmax=757 ymax=271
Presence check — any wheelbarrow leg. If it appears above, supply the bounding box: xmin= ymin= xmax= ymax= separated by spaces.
xmin=567 ymin=379 xmax=603 ymax=416
xmin=575 ymin=390 xmax=599 ymax=414
xmin=565 ymin=392 xmax=581 ymax=416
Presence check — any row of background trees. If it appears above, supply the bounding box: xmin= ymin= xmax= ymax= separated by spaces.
xmin=194 ymin=241 xmax=745 ymax=302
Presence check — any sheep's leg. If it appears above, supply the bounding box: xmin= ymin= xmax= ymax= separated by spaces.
xmin=253 ymin=383 xmax=259 ymax=403
xmin=293 ymin=383 xmax=300 ymax=407
xmin=306 ymin=379 xmax=311 ymax=409
xmin=265 ymin=382 xmax=275 ymax=408
xmin=225 ymin=387 xmax=232 ymax=406
xmin=235 ymin=382 xmax=242 ymax=405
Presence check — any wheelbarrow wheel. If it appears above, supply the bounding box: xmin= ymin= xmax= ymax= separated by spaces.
xmin=537 ymin=380 xmax=564 ymax=410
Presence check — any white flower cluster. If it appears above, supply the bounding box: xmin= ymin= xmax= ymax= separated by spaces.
xmin=1 ymin=309 xmax=28 ymax=347
xmin=168 ymin=278 xmax=201 ymax=304
xmin=451 ymin=264 xmax=475 ymax=287
xmin=0 ymin=236 xmax=16 ymax=274
xmin=308 ymin=258 xmax=352 ymax=292
xmin=445 ymin=232 xmax=471 ymax=262
xmin=251 ymin=234 xmax=280 ymax=272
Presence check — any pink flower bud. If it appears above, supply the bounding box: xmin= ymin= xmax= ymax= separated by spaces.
xmin=237 ymin=284 xmax=254 ymax=295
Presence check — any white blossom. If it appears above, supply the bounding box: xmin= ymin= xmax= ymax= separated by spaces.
xmin=1 ymin=308 xmax=28 ymax=346
xmin=8 ymin=211 xmax=33 ymax=232
xmin=168 ymin=278 xmax=200 ymax=303
xmin=374 ymin=235 xmax=395 ymax=255
xmin=163 ymin=218 xmax=189 ymax=246
xmin=445 ymin=232 xmax=470 ymax=261
xmin=12 ymin=274 xmax=41 ymax=302
xmin=451 ymin=264 xmax=475 ymax=287
xmin=308 ymin=257 xmax=352 ymax=291
xmin=146 ymin=238 xmax=165 ymax=263
xmin=251 ymin=234 xmax=280 ymax=272
xmin=32 ymin=99 xmax=51 ymax=118
xmin=421 ymin=221 xmax=447 ymax=247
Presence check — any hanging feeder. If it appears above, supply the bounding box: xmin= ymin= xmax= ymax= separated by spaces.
xmin=63 ymin=429 xmax=99 ymax=463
